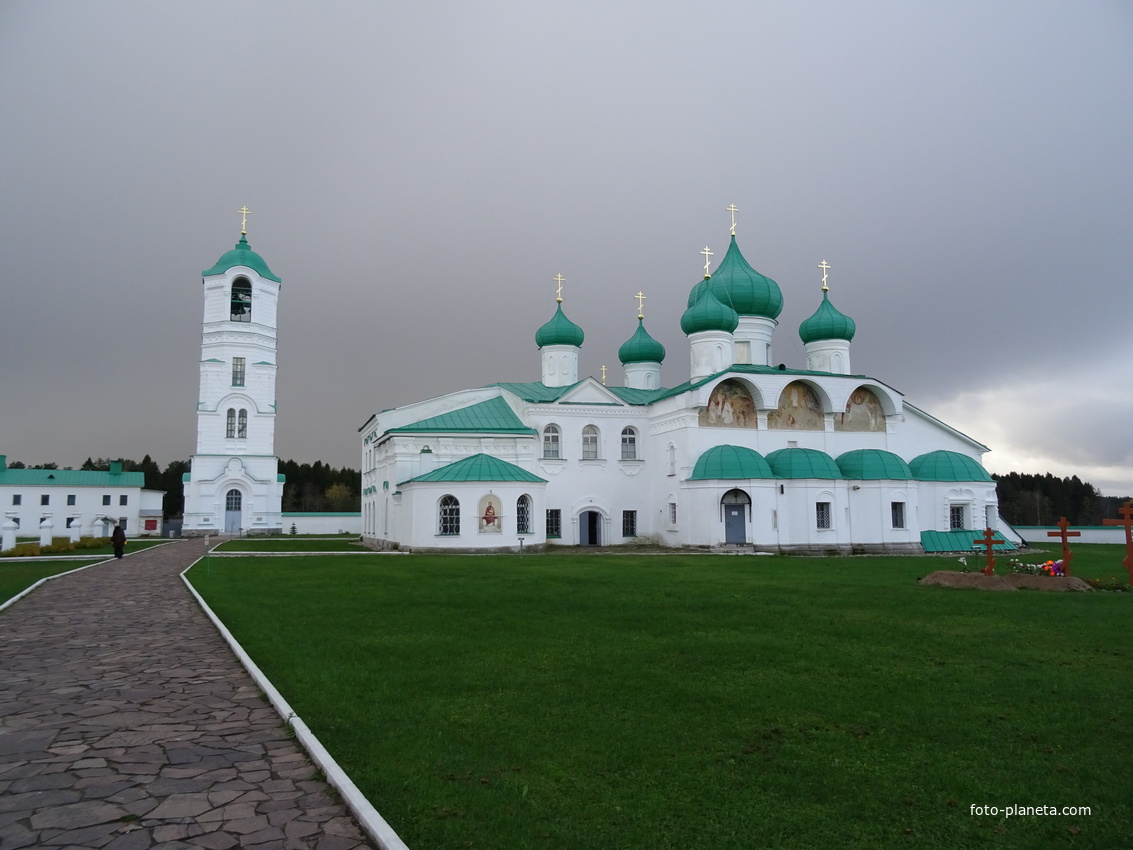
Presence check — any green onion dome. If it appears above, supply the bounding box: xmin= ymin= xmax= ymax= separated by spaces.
xmin=836 ymin=449 xmax=912 ymax=480
xmin=680 ymin=288 xmax=739 ymax=335
xmin=618 ymin=318 xmax=666 ymax=364
xmin=706 ymin=236 xmax=784 ymax=318
xmin=202 ymin=234 xmax=281 ymax=283
xmin=799 ymin=291 xmax=856 ymax=344
xmin=688 ymin=445 xmax=774 ymax=480
xmin=909 ymin=450 xmax=993 ymax=482
xmin=765 ymin=447 xmax=842 ymax=479
xmin=535 ymin=303 xmax=585 ymax=348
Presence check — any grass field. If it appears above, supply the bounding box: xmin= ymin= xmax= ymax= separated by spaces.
xmin=0 ymin=558 xmax=105 ymax=603
xmin=214 ymin=538 xmax=368 ymax=552
xmin=187 ymin=546 xmax=1132 ymax=850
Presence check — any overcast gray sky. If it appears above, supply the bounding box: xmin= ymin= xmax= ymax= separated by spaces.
xmin=1 ymin=1 xmax=1130 ymax=495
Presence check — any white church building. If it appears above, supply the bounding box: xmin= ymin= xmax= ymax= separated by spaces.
xmin=362 ymin=218 xmax=1017 ymax=554
xmin=182 ymin=225 xmax=284 ymax=535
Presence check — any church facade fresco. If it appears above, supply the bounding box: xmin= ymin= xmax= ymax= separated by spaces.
xmin=834 ymin=387 xmax=886 ymax=432
xmin=699 ymin=379 xmax=757 ymax=428
xmin=767 ymin=381 xmax=824 ymax=430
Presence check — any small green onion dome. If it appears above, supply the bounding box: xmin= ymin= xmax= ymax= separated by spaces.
xmin=535 ymin=303 xmax=585 ymax=348
xmin=765 ymin=447 xmax=842 ymax=479
xmin=689 ymin=445 xmax=774 ymax=480
xmin=704 ymin=236 xmax=784 ymax=318
xmin=836 ymin=449 xmax=912 ymax=480
xmin=799 ymin=291 xmax=856 ymax=344
xmin=618 ymin=318 xmax=666 ymax=364
xmin=909 ymin=450 xmax=993 ymax=482
xmin=680 ymin=288 xmax=739 ymax=335
xmin=202 ymin=234 xmax=281 ymax=283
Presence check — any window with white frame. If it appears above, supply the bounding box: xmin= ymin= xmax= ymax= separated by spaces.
xmin=102 ymin=495 xmax=111 ymax=506
xmin=226 ymin=408 xmax=236 ymax=439
xmin=232 ymin=357 xmax=246 ymax=387
xmin=237 ymin=409 xmax=248 ymax=439
xmin=439 ymin=495 xmax=460 ymax=535
xmin=516 ymin=495 xmax=532 ymax=535
xmin=891 ymin=501 xmax=906 ymax=529
xmin=582 ymin=425 xmax=599 ymax=460
xmin=41 ymin=494 xmax=49 ymax=506
xmin=11 ymin=494 xmax=20 ymax=506
xmin=949 ymin=505 xmax=966 ymax=530
xmin=668 ymin=501 xmax=678 ymax=527
xmin=622 ymin=510 xmax=637 ymax=537
xmin=543 ymin=425 xmax=561 ymax=459
xmin=620 ymin=427 xmax=637 ymax=460
xmin=816 ymin=501 xmax=832 ymax=530
xmin=120 ymin=495 xmax=128 ymax=506
xmin=546 ymin=508 xmax=562 ymax=538
xmin=230 ymin=277 xmax=252 ymax=322
xmin=67 ymin=494 xmax=76 ymax=506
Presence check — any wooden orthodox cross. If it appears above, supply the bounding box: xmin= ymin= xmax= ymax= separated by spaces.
xmin=973 ymin=527 xmax=1007 ymax=576
xmin=1046 ymin=516 xmax=1080 ymax=576
xmin=1102 ymin=500 xmax=1133 ymax=582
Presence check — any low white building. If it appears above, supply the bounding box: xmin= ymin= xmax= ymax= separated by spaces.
xmin=360 ymin=224 xmax=1017 ymax=554
xmin=0 ymin=456 xmax=164 ymax=549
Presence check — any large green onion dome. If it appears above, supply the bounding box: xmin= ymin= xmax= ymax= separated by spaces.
xmin=618 ymin=318 xmax=666 ymax=364
xmin=535 ymin=303 xmax=585 ymax=348
xmin=909 ymin=450 xmax=993 ymax=482
xmin=799 ymin=291 xmax=856 ymax=343
xmin=680 ymin=288 xmax=739 ymax=335
xmin=686 ymin=236 xmax=782 ymax=319
xmin=202 ymin=234 xmax=281 ymax=282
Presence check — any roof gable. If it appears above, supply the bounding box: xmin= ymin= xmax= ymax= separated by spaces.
xmin=401 ymin=454 xmax=547 ymax=485
xmin=556 ymin=378 xmax=626 ymax=406
xmin=387 ymin=396 xmax=536 ymax=435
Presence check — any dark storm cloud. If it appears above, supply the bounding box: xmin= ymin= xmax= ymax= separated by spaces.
xmin=1 ymin=1 xmax=1129 ymax=494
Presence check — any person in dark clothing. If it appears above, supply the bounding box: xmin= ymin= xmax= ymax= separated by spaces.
xmin=111 ymin=524 xmax=126 ymax=559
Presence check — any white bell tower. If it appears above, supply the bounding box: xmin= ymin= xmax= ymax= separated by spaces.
xmin=183 ymin=210 xmax=284 ymax=535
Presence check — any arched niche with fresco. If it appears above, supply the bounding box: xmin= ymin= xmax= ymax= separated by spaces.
xmin=834 ymin=386 xmax=886 ymax=432
xmin=767 ymin=381 xmax=824 ymax=430
xmin=698 ymin=379 xmax=758 ymax=429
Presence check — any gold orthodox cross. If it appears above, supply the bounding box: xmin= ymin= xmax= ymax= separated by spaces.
xmin=726 ymin=204 xmax=739 ymax=236
xmin=635 ymin=290 xmax=646 ymax=319
xmin=238 ymin=206 xmax=251 ymax=235
xmin=818 ymin=260 xmax=831 ymax=291
xmin=600 ymin=365 xmax=607 ymax=385
xmin=701 ymin=245 xmax=714 ymax=277
xmin=553 ymin=273 xmax=565 ymax=303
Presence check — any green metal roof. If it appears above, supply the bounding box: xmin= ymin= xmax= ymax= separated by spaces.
xmin=618 ymin=318 xmax=666 ymax=364
xmin=401 ymin=453 xmax=547 ymax=485
xmin=680 ymin=288 xmax=739 ymax=335
xmin=909 ymin=450 xmax=993 ymax=482
xmin=799 ymin=291 xmax=856 ymax=344
xmin=535 ymin=303 xmax=584 ymax=348
xmin=836 ymin=449 xmax=912 ymax=480
xmin=765 ymin=447 xmax=842 ymax=479
xmin=387 ymin=397 xmax=536 ymax=435
xmin=920 ymin=530 xmax=1015 ymax=553
xmin=492 ymin=381 xmax=578 ymax=403
xmin=0 ymin=468 xmax=145 ymax=487
xmin=689 ymin=445 xmax=774 ymax=480
xmin=202 ymin=234 xmax=282 ymax=283
xmin=688 ymin=235 xmax=783 ymax=319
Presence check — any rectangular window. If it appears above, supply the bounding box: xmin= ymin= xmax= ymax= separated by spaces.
xmin=668 ymin=502 xmax=678 ymax=526
xmin=582 ymin=428 xmax=599 ymax=460
xmin=41 ymin=494 xmax=50 ymax=506
xmin=546 ymin=509 xmax=562 ymax=538
xmin=237 ymin=409 xmax=247 ymax=439
xmin=120 ymin=495 xmax=128 ymax=506
xmin=816 ymin=501 xmax=832 ymax=530
xmin=119 ymin=517 xmax=128 ymax=531
xmin=232 ymin=357 xmax=246 ymax=387
xmin=891 ymin=501 xmax=906 ymax=529
xmin=12 ymin=494 xmax=20 ymax=506
xmin=543 ymin=429 xmax=560 ymax=459
xmin=950 ymin=505 xmax=965 ymax=530
xmin=620 ymin=430 xmax=637 ymax=460
xmin=102 ymin=494 xmax=111 ymax=506
xmin=67 ymin=494 xmax=76 ymax=506
xmin=622 ymin=510 xmax=637 ymax=538
xmin=66 ymin=517 xmax=75 ymax=528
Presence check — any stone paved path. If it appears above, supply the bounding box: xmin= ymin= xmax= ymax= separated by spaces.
xmin=0 ymin=538 xmax=376 ymax=849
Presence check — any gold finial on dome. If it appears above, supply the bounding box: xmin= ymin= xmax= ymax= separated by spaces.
xmin=726 ymin=203 xmax=739 ymax=236
xmin=238 ymin=205 xmax=251 ymax=236
xmin=635 ymin=290 xmax=647 ymax=320
xmin=700 ymin=245 xmax=714 ymax=278
xmin=818 ymin=260 xmax=831 ymax=292
xmin=553 ymin=273 xmax=565 ymax=303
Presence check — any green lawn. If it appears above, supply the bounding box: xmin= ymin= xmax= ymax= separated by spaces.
xmin=188 ymin=548 xmax=1132 ymax=850
xmin=0 ymin=559 xmax=105 ymax=603
xmin=214 ymin=538 xmax=367 ymax=552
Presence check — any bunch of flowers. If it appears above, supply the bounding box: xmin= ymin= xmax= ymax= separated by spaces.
xmin=1008 ymin=558 xmax=1065 ymax=576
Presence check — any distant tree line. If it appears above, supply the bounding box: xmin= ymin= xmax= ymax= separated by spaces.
xmin=993 ymin=472 xmax=1130 ymax=527
xmin=10 ymin=456 xmax=361 ymax=518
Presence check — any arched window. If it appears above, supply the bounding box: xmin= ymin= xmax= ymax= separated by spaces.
xmin=226 ymin=408 xmax=236 ymax=439
xmin=439 ymin=495 xmax=460 ymax=535
xmin=230 ymin=277 xmax=252 ymax=322
xmin=516 ymin=494 xmax=532 ymax=535
xmin=620 ymin=427 xmax=637 ymax=460
xmin=582 ymin=425 xmax=600 ymax=460
xmin=543 ymin=424 xmax=561 ymax=459
xmin=667 ymin=443 xmax=677 ymax=476
xmin=237 ymin=409 xmax=248 ymax=439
